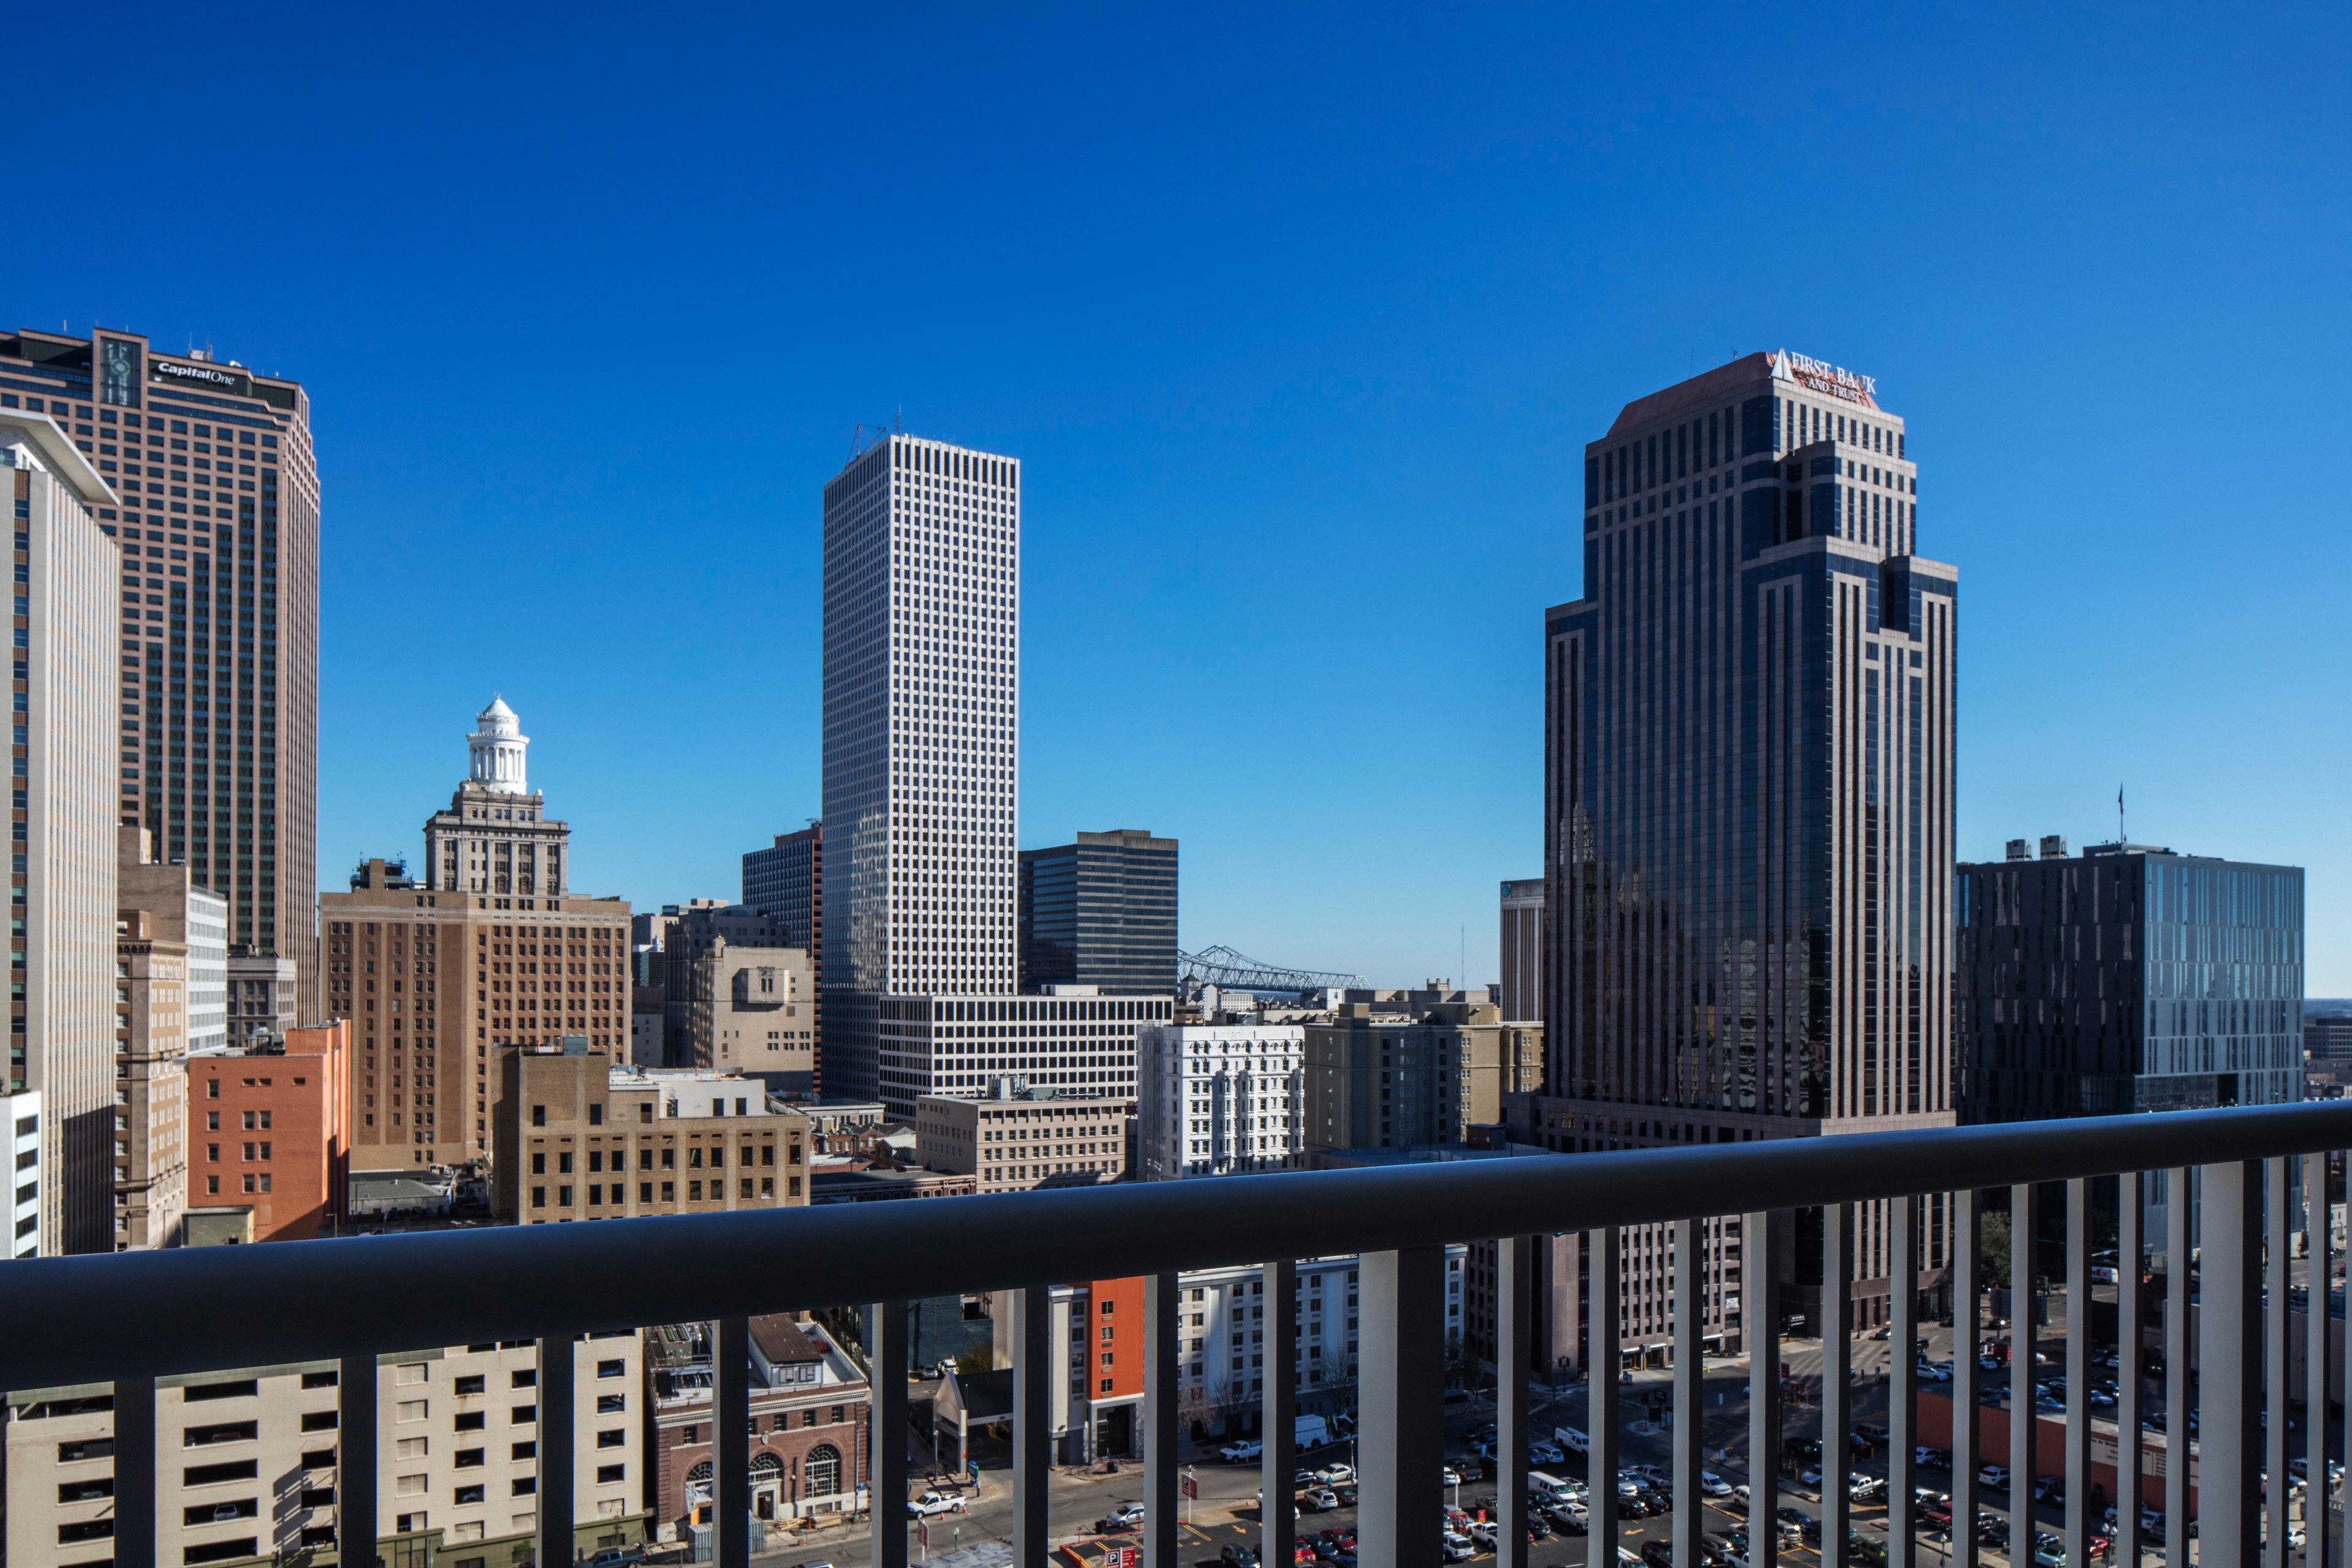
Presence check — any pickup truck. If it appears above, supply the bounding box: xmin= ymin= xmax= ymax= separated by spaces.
xmin=908 ymin=1491 xmax=968 ymax=1517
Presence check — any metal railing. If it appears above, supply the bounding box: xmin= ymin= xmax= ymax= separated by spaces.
xmin=5 ymin=1101 xmax=2350 ymax=1568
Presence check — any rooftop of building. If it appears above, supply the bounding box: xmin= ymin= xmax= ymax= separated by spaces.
xmin=0 ymin=409 xmax=115 ymax=507
xmin=1600 ymin=348 xmax=1890 ymax=440
xmin=918 ymin=1076 xmax=1130 ymax=1109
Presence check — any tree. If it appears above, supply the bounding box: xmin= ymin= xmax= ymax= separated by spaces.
xmin=1980 ymin=1207 xmax=2012 ymax=1285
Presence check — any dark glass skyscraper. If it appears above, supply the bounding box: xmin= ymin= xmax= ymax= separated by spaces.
xmin=1019 ymin=829 xmax=1178 ymax=995
xmin=1958 ymin=841 xmax=2304 ymax=1120
xmin=1518 ymin=350 xmax=1957 ymax=1333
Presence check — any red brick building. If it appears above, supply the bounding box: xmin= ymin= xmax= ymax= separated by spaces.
xmin=647 ymin=1315 xmax=871 ymax=1537
xmin=184 ymin=1020 xmax=350 ymax=1240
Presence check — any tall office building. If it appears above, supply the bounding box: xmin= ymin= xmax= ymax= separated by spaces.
xmin=819 ymin=435 xmax=1169 ymax=1114
xmin=1018 ymin=829 xmax=1179 ymax=995
xmin=0 ymin=328 xmax=319 ymax=1010
xmin=1498 ymin=877 xmax=1544 ymax=1022
xmin=1520 ymin=350 xmax=1957 ymax=1332
xmin=6 ymin=412 xmax=123 ymax=1256
xmin=1958 ymin=839 xmax=2304 ymax=1120
xmin=744 ymin=822 xmax=822 ymax=948
xmin=320 ymin=700 xmax=630 ymax=1166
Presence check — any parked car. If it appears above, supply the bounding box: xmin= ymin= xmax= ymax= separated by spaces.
xmin=1698 ymin=1469 xmax=1734 ymax=1497
xmin=1916 ymin=1444 xmax=1952 ymax=1468
xmin=1547 ymin=1502 xmax=1589 ymax=1534
xmin=1222 ymin=1547 xmax=1262 ymax=1568
xmin=1221 ymin=1439 xmax=1264 ymax=1463
xmin=1978 ymin=1464 xmax=2011 ymax=1491
xmin=1799 ymin=1466 xmax=1825 ymax=1487
xmin=1641 ymin=1542 xmax=1679 ymax=1568
xmin=1314 ymin=1463 xmax=1356 ymax=1486
xmin=1301 ymin=1488 xmax=1339 ymax=1513
xmin=1439 ymin=1533 xmax=1476 ymax=1562
xmin=908 ymin=1491 xmax=967 ymax=1518
xmin=585 ymin=1550 xmax=647 ymax=1568
xmin=1097 ymin=1502 xmax=1147 ymax=1532
xmin=1528 ymin=1439 xmax=1566 ymax=1465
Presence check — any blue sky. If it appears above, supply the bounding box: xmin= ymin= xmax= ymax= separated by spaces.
xmin=16 ymin=3 xmax=2350 ymax=989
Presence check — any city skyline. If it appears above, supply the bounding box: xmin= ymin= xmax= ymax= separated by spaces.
xmin=8 ymin=7 xmax=2343 ymax=990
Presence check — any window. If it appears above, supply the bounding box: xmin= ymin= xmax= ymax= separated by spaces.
xmin=597 ymin=1463 xmax=625 ymax=1484
xmin=804 ymin=1443 xmax=842 ymax=1498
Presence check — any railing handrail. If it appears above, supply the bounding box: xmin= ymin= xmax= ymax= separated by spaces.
xmin=6 ymin=1099 xmax=2346 ymax=1389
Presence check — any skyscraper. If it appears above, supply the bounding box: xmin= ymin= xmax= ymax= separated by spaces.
xmin=0 ymin=328 xmax=319 ymax=1012
xmin=819 ymin=435 xmax=1168 ymax=1114
xmin=1497 ymin=877 xmax=1544 ymax=1023
xmin=6 ymin=412 xmax=122 ymax=1256
xmin=1521 ymin=350 xmax=1957 ymax=1332
xmin=1018 ymin=829 xmax=1179 ymax=995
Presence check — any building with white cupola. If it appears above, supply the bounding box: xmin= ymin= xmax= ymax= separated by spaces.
xmin=424 ymin=696 xmax=570 ymax=896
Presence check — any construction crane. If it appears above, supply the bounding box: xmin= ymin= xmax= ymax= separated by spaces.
xmin=1178 ymin=944 xmax=1366 ymax=1000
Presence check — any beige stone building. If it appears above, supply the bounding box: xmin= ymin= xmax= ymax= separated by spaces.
xmin=1302 ymin=999 xmax=1540 ymax=1153
xmin=225 ymin=953 xmax=298 ymax=1046
xmin=7 ymin=410 xmax=122 ymax=1255
xmin=685 ymin=936 xmax=815 ymax=1094
xmin=914 ymin=1080 xmax=1129 ymax=1193
xmin=113 ymin=908 xmax=187 ymax=1250
xmin=4 ymin=1334 xmax=646 ymax=1567
xmin=493 ymin=1048 xmax=813 ymax=1223
xmin=322 ymin=858 xmax=630 ymax=1169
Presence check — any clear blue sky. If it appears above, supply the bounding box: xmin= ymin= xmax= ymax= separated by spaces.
xmin=16 ymin=4 xmax=2350 ymax=989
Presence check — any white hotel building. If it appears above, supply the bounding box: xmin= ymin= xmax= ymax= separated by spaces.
xmin=819 ymin=435 xmax=1164 ymax=1116
xmin=1137 ymin=1023 xmax=1306 ymax=1179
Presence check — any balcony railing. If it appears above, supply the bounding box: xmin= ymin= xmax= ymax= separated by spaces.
xmin=4 ymin=1101 xmax=2349 ymax=1568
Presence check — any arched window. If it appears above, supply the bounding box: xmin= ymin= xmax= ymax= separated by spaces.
xmin=804 ymin=1444 xmax=842 ymax=1498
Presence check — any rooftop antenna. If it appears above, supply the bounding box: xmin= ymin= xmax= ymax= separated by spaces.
xmin=2118 ymin=783 xmax=2126 ymax=846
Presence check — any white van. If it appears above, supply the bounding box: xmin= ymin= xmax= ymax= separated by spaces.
xmin=1555 ymin=1424 xmax=1589 ymax=1455
xmin=1528 ymin=1471 xmax=1578 ymax=1505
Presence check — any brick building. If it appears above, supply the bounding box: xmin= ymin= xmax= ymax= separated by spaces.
xmin=184 ymin=1020 xmax=350 ymax=1241
xmin=647 ymin=1316 xmax=869 ymax=1536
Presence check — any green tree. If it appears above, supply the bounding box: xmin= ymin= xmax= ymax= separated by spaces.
xmin=1980 ymin=1207 xmax=2013 ymax=1283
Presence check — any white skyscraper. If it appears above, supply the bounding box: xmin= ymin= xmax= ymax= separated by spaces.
xmin=821 ymin=435 xmax=1167 ymax=1114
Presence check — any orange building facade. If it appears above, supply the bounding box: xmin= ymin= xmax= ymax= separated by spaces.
xmin=184 ymin=1020 xmax=351 ymax=1241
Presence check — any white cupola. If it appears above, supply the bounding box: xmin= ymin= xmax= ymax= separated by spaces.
xmin=468 ymin=696 xmax=529 ymax=794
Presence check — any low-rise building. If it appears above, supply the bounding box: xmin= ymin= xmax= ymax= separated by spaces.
xmin=915 ymin=1079 xmax=1129 ymax=1193
xmin=4 ymin=1090 xmax=38 ymax=1259
xmin=808 ymin=1166 xmax=978 ymax=1204
xmin=224 ymin=954 xmax=300 ymax=1048
xmin=113 ymin=910 xmax=187 ymax=1250
xmin=4 ymin=1333 xmax=647 ymax=1567
xmin=492 ymin=1047 xmax=813 ymax=1223
xmin=684 ymin=937 xmax=815 ymax=1094
xmin=1136 ymin=1022 xmax=1305 ymax=1180
xmin=1302 ymin=1000 xmax=1536 ymax=1153
xmin=184 ymin=1022 xmax=352 ymax=1242
xmin=647 ymin=1315 xmax=869 ymax=1536
xmin=995 ymin=1249 xmax=1468 ymax=1461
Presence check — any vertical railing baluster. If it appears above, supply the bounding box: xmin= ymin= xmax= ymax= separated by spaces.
xmin=1951 ymin=1189 xmax=1980 ymax=1568
xmin=2009 ymin=1183 xmax=2033 ymax=1568
xmin=1013 ymin=1284 xmax=1050 ymax=1565
xmin=2309 ymin=1153 xmax=2334 ymax=1568
xmin=1890 ymin=1196 xmax=1917 ymax=1568
xmin=1360 ymin=1246 xmax=1443 ymax=1568
xmin=2204 ymin=1158 xmax=2266 ymax=1566
xmin=1147 ymin=1269 xmax=1185 ymax=1568
xmin=1673 ymin=1217 xmax=1703 ymax=1568
xmin=1822 ymin=1203 xmax=1851 ymax=1568
xmin=1498 ymin=1235 xmax=1532 ymax=1568
xmin=1746 ymin=1211 xmax=1781 ymax=1568
xmin=340 ymin=1351 xmax=379 ymax=1568
xmin=540 ymin=1333 xmax=577 ymax=1568
xmin=2065 ymin=1178 xmax=2091 ymax=1568
xmin=2272 ymin=1156 xmax=2294 ymax=1568
xmin=1590 ymin=1225 xmax=1623 ymax=1567
xmin=2117 ymin=1175 xmax=2143 ymax=1568
xmin=2166 ymin=1168 xmax=2190 ymax=1568
xmin=715 ymin=1318 xmax=748 ymax=1568
xmin=1261 ymin=1260 xmax=1296 ymax=1568
xmin=870 ymin=1302 xmax=910 ymax=1568
xmin=1146 ymin=1270 xmax=1180 ymax=1568
xmin=115 ymin=1371 xmax=156 ymax=1568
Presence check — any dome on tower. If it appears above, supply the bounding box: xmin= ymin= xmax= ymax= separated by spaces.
xmin=467 ymin=696 xmax=530 ymax=794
